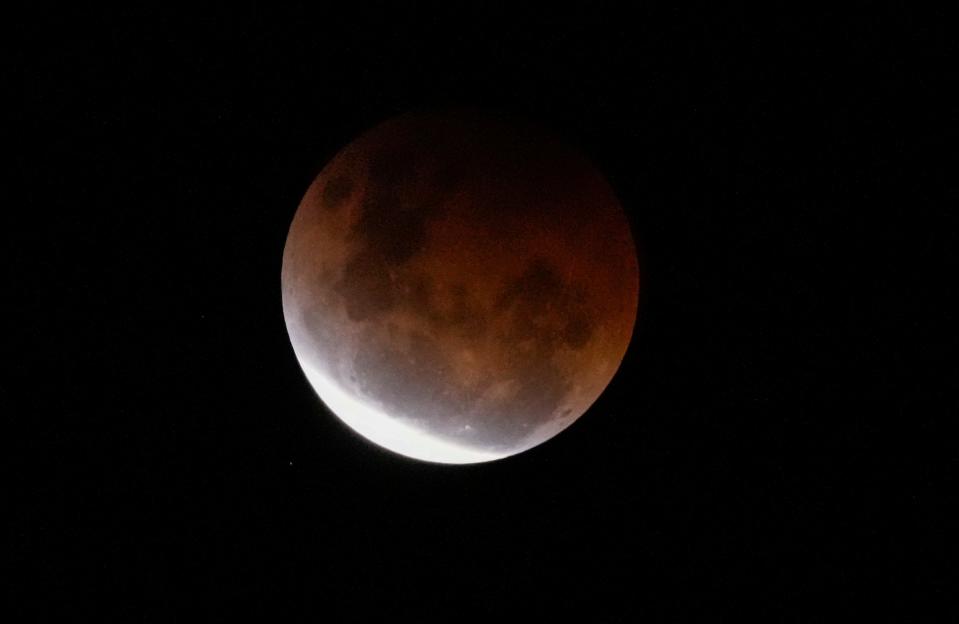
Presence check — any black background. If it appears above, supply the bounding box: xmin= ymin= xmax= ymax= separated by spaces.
xmin=11 ymin=5 xmax=954 ymax=620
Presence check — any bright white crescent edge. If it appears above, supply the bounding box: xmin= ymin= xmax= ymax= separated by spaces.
xmin=298 ymin=356 xmax=506 ymax=465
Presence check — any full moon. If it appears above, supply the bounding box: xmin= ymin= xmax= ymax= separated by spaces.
xmin=282 ymin=111 xmax=639 ymax=464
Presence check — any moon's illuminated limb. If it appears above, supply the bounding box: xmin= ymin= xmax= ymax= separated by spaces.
xmin=298 ymin=358 xmax=505 ymax=464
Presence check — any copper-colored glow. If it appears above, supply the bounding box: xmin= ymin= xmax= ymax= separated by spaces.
xmin=282 ymin=111 xmax=639 ymax=463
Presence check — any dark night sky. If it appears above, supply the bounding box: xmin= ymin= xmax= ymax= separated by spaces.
xmin=10 ymin=5 xmax=954 ymax=620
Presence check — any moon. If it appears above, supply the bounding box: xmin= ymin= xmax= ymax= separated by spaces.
xmin=281 ymin=111 xmax=639 ymax=464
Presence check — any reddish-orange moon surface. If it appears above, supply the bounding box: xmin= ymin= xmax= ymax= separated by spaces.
xmin=281 ymin=111 xmax=639 ymax=463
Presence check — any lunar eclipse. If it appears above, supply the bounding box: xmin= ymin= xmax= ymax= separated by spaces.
xmin=282 ymin=111 xmax=639 ymax=463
